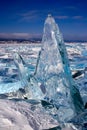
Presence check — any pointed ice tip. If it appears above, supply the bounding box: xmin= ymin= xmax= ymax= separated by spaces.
xmin=46 ymin=14 xmax=55 ymax=24
xmin=48 ymin=14 xmax=52 ymax=17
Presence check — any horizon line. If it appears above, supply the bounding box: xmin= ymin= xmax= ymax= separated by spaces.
xmin=0 ymin=33 xmax=87 ymax=41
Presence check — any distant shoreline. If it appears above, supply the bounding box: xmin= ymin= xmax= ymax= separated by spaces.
xmin=0 ymin=39 xmax=87 ymax=44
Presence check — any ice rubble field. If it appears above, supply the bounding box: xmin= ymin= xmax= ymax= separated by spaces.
xmin=0 ymin=42 xmax=87 ymax=130
xmin=0 ymin=42 xmax=87 ymax=89
xmin=0 ymin=43 xmax=40 ymax=93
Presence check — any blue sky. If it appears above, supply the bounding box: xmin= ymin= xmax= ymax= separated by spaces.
xmin=0 ymin=0 xmax=87 ymax=41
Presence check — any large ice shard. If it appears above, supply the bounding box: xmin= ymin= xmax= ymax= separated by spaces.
xmin=33 ymin=14 xmax=84 ymax=121
xmin=12 ymin=15 xmax=84 ymax=122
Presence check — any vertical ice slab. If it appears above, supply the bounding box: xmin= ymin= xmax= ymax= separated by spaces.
xmin=34 ymin=15 xmax=84 ymax=121
xmin=13 ymin=53 xmax=29 ymax=88
xmin=14 ymin=53 xmax=44 ymax=99
xmin=13 ymin=15 xmax=84 ymax=122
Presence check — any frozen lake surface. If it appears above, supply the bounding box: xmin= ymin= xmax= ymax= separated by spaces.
xmin=0 ymin=42 xmax=87 ymax=130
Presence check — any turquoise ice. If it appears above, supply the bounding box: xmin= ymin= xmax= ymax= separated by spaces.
xmin=1 ymin=15 xmax=84 ymax=123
